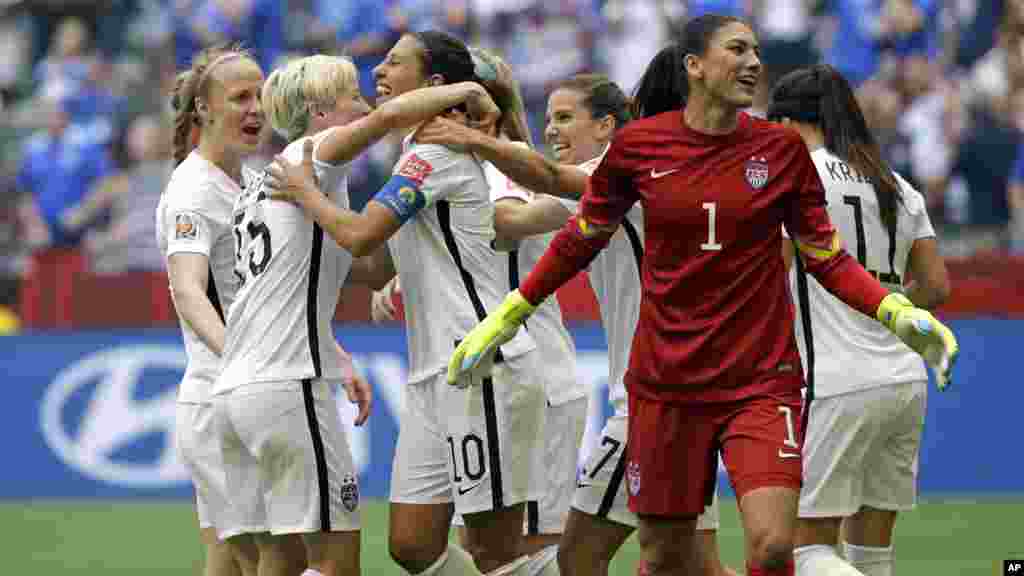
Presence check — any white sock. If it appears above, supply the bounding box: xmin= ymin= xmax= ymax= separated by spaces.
xmin=526 ymin=545 xmax=560 ymax=576
xmin=484 ymin=555 xmax=532 ymax=576
xmin=301 ymin=570 xmax=324 ymax=576
xmin=843 ymin=543 xmax=893 ymax=576
xmin=411 ymin=544 xmax=483 ymax=576
xmin=794 ymin=544 xmax=865 ymax=576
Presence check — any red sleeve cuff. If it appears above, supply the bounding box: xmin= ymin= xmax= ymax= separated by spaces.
xmin=806 ymin=252 xmax=889 ymax=317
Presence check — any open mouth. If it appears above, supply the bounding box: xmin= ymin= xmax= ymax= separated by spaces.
xmin=376 ymin=82 xmax=392 ymax=97
xmin=241 ymin=124 xmax=262 ymax=137
xmin=737 ymin=76 xmax=758 ymax=90
xmin=551 ymin=143 xmax=570 ymax=155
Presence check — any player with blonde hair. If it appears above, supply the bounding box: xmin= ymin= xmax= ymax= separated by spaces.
xmin=159 ymin=44 xmax=266 ymax=576
xmin=213 ymin=52 xmax=502 ymax=576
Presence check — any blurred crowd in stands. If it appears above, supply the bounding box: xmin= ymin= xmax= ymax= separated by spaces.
xmin=0 ymin=0 xmax=1021 ymax=318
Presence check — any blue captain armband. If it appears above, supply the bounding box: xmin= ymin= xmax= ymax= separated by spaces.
xmin=373 ymin=175 xmax=427 ymax=225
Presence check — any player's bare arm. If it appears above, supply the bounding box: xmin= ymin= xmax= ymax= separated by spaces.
xmin=494 ymin=197 xmax=573 ymax=243
xmin=166 ymin=252 xmax=226 ymax=356
xmin=904 ymin=237 xmax=950 ymax=310
xmin=348 ymin=244 xmax=396 ymax=291
xmin=316 ymin=82 xmax=499 ymax=167
xmin=416 ymin=117 xmax=588 ymax=199
xmin=266 ymin=140 xmax=402 ymax=257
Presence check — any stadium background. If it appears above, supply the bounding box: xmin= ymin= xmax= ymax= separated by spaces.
xmin=1 ymin=0 xmax=1022 ymax=574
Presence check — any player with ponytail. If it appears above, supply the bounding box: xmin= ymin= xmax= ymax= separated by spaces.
xmin=160 ymin=44 xmax=271 ymax=576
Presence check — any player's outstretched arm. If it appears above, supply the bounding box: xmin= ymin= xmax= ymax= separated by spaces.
xmin=416 ymin=118 xmax=588 ymax=200
xmin=316 ymin=82 xmax=499 ymax=167
xmin=266 ymin=140 xmax=401 ymax=257
xmin=494 ymin=196 xmax=573 ymax=243
xmin=787 ymin=141 xmax=959 ymax=389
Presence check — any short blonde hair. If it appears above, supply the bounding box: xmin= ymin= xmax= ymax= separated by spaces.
xmin=262 ymin=55 xmax=359 ymax=141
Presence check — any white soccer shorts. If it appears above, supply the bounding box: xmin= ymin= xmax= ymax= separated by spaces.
xmin=390 ymin=350 xmax=546 ymax=515
xmin=176 ymin=402 xmax=233 ymax=530
xmin=453 ymin=395 xmax=587 ymax=534
xmin=799 ymin=380 xmax=927 ymax=518
xmin=572 ymin=415 xmax=719 ymax=530
xmin=215 ymin=379 xmax=361 ymax=539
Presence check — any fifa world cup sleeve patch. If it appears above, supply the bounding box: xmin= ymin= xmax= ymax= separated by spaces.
xmin=174 ymin=211 xmax=201 ymax=240
xmin=396 ymin=153 xmax=434 ymax=185
xmin=373 ymin=175 xmax=427 ymax=225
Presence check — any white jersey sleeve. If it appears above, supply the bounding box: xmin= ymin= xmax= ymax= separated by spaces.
xmin=790 ymin=149 xmax=930 ymax=399
xmin=896 ymin=172 xmax=936 ymax=241
xmin=157 ymin=151 xmax=242 ymax=403
xmin=215 ymin=132 xmax=354 ymax=393
xmin=394 ymin=143 xmax=474 ymax=207
xmin=387 ymin=141 xmax=535 ymax=384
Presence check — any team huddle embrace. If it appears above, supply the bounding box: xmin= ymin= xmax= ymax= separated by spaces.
xmin=160 ymin=12 xmax=959 ymax=576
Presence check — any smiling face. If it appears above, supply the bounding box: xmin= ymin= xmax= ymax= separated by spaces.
xmin=200 ymin=57 xmax=265 ymax=155
xmin=372 ymin=35 xmax=430 ymax=105
xmin=687 ymin=21 xmax=762 ymax=109
xmin=544 ymin=88 xmax=610 ymax=165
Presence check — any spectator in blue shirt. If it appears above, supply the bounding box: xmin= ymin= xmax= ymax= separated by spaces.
xmin=16 ymin=99 xmax=114 ymax=248
xmin=888 ymin=0 xmax=942 ymax=60
xmin=174 ymin=0 xmax=282 ymax=72
xmin=826 ymin=0 xmax=884 ymax=87
xmin=318 ymin=0 xmax=400 ymax=99
xmin=688 ymin=0 xmax=748 ymax=19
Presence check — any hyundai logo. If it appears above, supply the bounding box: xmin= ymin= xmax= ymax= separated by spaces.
xmin=40 ymin=346 xmax=190 ymax=487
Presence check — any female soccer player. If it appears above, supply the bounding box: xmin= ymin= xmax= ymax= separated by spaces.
xmin=448 ymin=48 xmax=589 ymax=576
xmin=213 ymin=54 xmax=503 ymax=576
xmin=159 ymin=45 xmax=266 ymax=576
xmin=767 ymin=64 xmax=950 ymax=576
xmin=264 ymin=31 xmax=547 ymax=576
xmin=416 ymin=67 xmax=737 ymax=576
xmin=447 ymin=14 xmax=958 ymax=576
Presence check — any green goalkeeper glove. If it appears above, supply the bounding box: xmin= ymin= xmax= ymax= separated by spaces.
xmin=447 ymin=290 xmax=537 ymax=388
xmin=876 ymin=293 xmax=959 ymax=391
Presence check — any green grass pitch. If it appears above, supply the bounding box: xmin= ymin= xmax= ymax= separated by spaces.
xmin=5 ymin=498 xmax=1022 ymax=574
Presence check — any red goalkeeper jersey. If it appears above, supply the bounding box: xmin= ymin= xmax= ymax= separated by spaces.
xmin=520 ymin=111 xmax=888 ymax=404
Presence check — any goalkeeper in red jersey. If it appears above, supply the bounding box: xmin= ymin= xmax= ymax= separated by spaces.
xmin=446 ymin=13 xmax=958 ymax=576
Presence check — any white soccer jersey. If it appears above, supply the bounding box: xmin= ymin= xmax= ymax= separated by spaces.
xmin=214 ymin=131 xmax=354 ymax=392
xmin=386 ymin=138 xmax=535 ymax=385
xmin=484 ymin=160 xmax=586 ymax=406
xmin=157 ymin=151 xmax=243 ymax=403
xmin=790 ymin=148 xmax=935 ymax=398
xmin=559 ymin=152 xmax=643 ymax=417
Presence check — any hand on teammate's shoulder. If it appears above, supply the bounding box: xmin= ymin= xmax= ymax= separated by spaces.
xmin=264 ymin=139 xmax=318 ymax=204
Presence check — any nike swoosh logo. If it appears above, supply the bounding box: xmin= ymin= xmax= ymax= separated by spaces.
xmin=650 ymin=167 xmax=682 ymax=179
xmin=778 ymin=450 xmax=801 ymax=459
xmin=457 ymin=481 xmax=483 ymax=495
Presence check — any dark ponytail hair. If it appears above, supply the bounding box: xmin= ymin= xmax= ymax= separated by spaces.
xmin=552 ymin=74 xmax=632 ymax=130
xmin=767 ymin=64 xmax=904 ymax=234
xmin=409 ymin=31 xmax=477 ymax=85
xmin=170 ymin=44 xmax=253 ymax=166
xmin=632 ymin=14 xmax=745 ymax=119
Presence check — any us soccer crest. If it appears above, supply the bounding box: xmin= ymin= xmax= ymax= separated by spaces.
xmin=340 ymin=474 xmax=359 ymax=512
xmin=627 ymin=461 xmax=641 ymax=496
xmin=745 ymin=156 xmax=769 ymax=190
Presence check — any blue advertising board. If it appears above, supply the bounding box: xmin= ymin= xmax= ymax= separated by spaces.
xmin=0 ymin=320 xmax=1019 ymax=499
